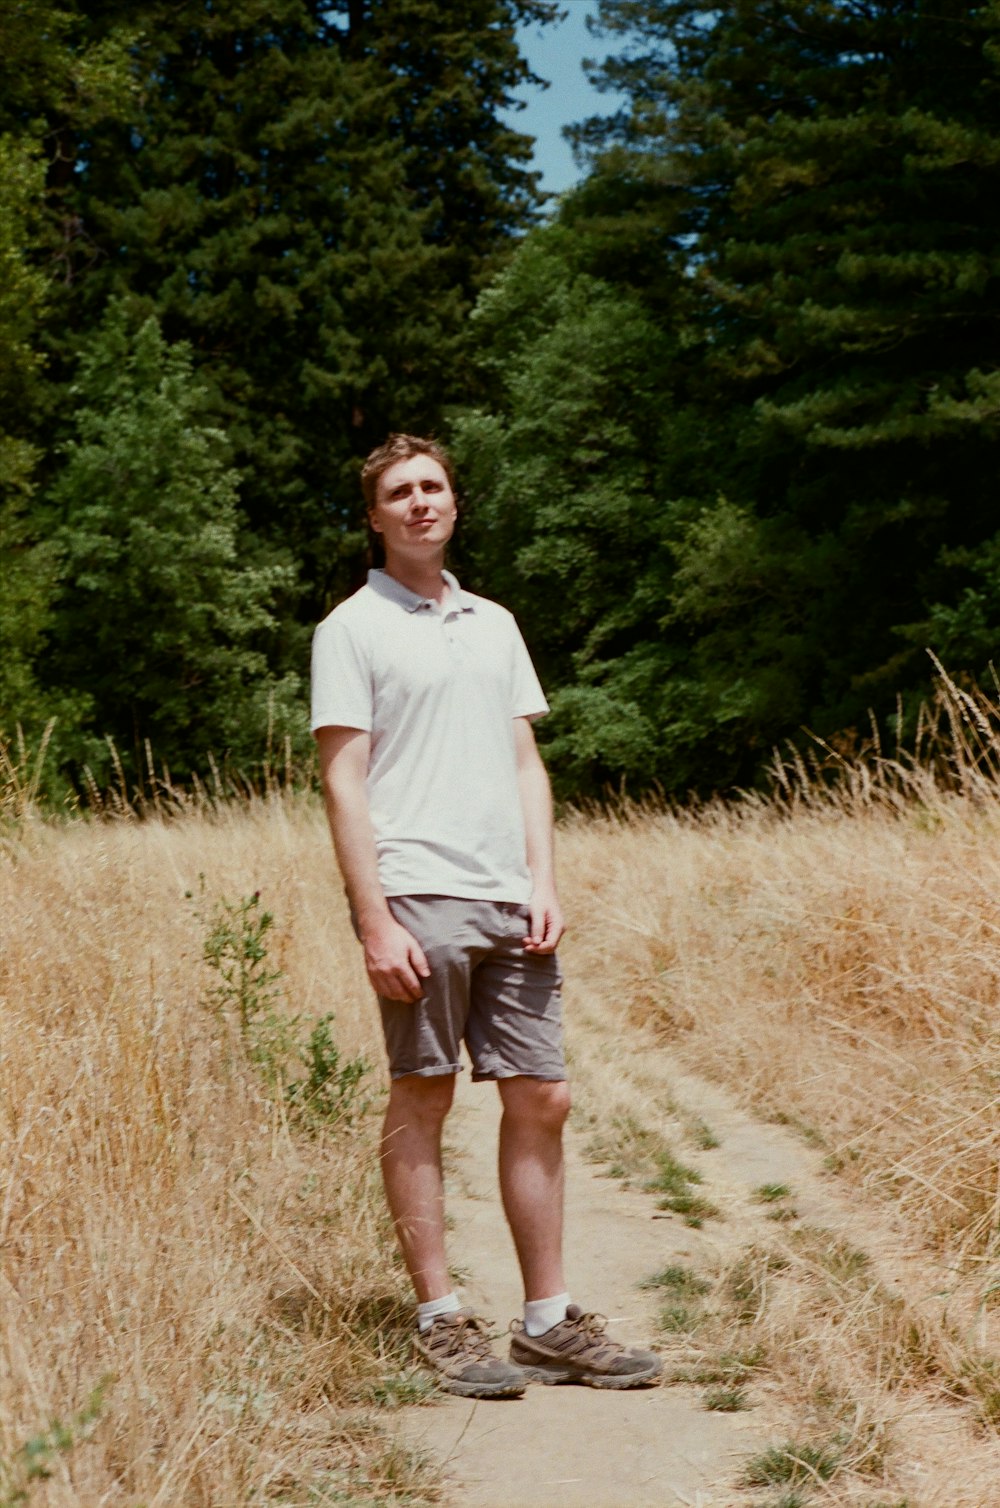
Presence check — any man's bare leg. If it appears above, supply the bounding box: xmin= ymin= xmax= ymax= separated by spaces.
xmin=497 ymin=1076 xmax=571 ymax=1300
xmin=380 ymin=1073 xmax=456 ymax=1302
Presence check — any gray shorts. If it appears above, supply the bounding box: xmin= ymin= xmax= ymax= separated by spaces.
xmin=375 ymin=895 xmax=566 ymax=1082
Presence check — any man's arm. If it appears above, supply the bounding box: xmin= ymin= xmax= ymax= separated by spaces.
xmin=514 ymin=717 xmax=565 ymax=954
xmin=315 ymin=725 xmax=430 ymax=1002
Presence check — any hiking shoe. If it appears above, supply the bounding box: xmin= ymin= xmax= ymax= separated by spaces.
xmin=414 ymin=1309 xmax=526 ymax=1398
xmin=509 ymin=1304 xmax=663 ymax=1389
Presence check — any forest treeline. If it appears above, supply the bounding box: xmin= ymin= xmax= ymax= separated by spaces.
xmin=3 ymin=0 xmax=999 ymax=799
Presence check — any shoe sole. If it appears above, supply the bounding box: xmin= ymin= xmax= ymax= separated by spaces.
xmin=515 ymin=1362 xmax=662 ymax=1390
xmin=435 ymin=1376 xmax=526 ymax=1398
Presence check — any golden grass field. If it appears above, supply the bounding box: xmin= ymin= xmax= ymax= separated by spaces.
xmin=3 ymin=681 xmax=1000 ymax=1504
xmin=1 ymin=796 xmax=434 ymax=1507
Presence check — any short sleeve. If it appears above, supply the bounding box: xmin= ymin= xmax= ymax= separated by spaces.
xmin=310 ymin=615 xmax=373 ymax=734
xmin=508 ymin=616 xmax=549 ymax=722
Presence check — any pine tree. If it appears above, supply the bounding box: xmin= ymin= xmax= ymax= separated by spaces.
xmin=0 ymin=1 xmax=136 ymax=746
xmin=548 ymin=0 xmax=1000 ymax=778
xmin=46 ymin=305 xmax=296 ymax=780
xmin=43 ymin=0 xmax=558 ymax=610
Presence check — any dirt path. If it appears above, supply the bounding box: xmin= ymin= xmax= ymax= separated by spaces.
xmin=392 ymin=1071 xmax=770 ymax=1508
xmin=392 ymin=1006 xmax=1000 ymax=1507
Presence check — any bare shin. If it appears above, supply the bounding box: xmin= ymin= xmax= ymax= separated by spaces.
xmin=380 ymin=1074 xmax=456 ymax=1303
xmin=497 ymin=1076 xmax=571 ymax=1301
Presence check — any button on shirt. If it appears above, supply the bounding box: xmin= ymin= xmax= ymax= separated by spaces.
xmin=310 ymin=569 xmax=548 ymax=902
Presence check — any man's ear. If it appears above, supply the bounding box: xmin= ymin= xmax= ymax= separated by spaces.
xmin=368 ymin=508 xmax=383 ymax=534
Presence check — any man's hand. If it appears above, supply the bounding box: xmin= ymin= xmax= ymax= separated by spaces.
xmin=361 ymin=915 xmax=431 ymax=1001
xmin=523 ymin=887 xmax=565 ymax=955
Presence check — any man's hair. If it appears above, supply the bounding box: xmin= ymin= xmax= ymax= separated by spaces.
xmin=360 ymin=433 xmax=457 ymax=511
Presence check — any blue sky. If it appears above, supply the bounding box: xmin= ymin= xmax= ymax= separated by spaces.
xmin=503 ymin=2 xmax=631 ymax=198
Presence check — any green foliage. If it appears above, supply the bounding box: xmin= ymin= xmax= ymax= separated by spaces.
xmin=53 ymin=0 xmax=556 ymax=603
xmin=640 ymin=1264 xmax=710 ymax=1298
xmin=702 ymin=1384 xmax=750 ymax=1412
xmin=458 ymin=0 xmax=1000 ymax=796
xmin=0 ymin=1376 xmax=111 ymax=1507
xmin=0 ymin=0 xmax=558 ymax=791
xmin=9 ymin=0 xmax=1000 ymax=797
xmin=45 ymin=304 xmax=300 ymax=780
xmin=202 ymin=890 xmax=370 ymax=1125
xmin=285 ymin=1014 xmax=372 ymax=1130
xmin=0 ymin=134 xmax=59 ymax=739
xmin=203 ymin=890 xmax=288 ymax=1059
xmin=753 ymin=1184 xmax=793 ymax=1205
xmin=640 ymin=1262 xmax=711 ymax=1335
xmin=451 ymin=228 xmax=694 ymax=792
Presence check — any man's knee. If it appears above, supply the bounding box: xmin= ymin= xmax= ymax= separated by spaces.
xmin=385 ymin=1071 xmax=456 ymax=1131
xmin=500 ymin=1077 xmax=571 ymax=1133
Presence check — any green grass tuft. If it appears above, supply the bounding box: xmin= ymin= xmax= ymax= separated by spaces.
xmin=640 ymin=1264 xmax=710 ymax=1297
xmin=741 ymin=1438 xmax=841 ymax=1486
xmin=702 ymin=1384 xmax=750 ymax=1412
xmin=753 ymin=1182 xmax=793 ymax=1203
xmin=646 ymin=1150 xmax=719 ymax=1226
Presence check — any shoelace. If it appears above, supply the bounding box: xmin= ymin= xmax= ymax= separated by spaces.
xmin=570 ymin=1311 xmax=624 ymax=1351
xmin=435 ymin=1314 xmax=494 ymax=1358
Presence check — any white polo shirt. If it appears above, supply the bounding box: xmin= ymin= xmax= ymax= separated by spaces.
xmin=311 ymin=569 xmax=548 ymax=902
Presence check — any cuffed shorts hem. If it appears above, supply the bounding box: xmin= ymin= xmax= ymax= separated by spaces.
xmin=389 ymin=1062 xmax=463 ymax=1081
xmin=469 ymin=1065 xmax=568 ymax=1084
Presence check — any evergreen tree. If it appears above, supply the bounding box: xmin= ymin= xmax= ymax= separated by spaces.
xmin=462 ymin=0 xmax=1000 ymax=794
xmin=452 ymin=228 xmax=694 ymax=792
xmin=45 ymin=305 xmax=297 ymax=779
xmin=0 ymin=135 xmax=60 ymax=738
xmin=44 ymin=0 xmax=558 ymax=611
xmin=579 ymin=0 xmax=1000 ymax=729
xmin=0 ymin=1 xmax=136 ymax=743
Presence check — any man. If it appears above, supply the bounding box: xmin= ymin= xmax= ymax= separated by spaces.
xmin=311 ymin=434 xmax=661 ymax=1398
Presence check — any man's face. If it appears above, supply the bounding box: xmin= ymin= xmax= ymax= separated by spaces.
xmin=369 ymin=454 xmax=457 ymax=562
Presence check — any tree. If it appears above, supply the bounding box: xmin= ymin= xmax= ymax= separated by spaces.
xmin=461 ymin=0 xmax=1000 ymax=794
xmin=45 ymin=305 xmax=297 ymax=780
xmin=0 ymin=135 xmax=60 ymax=739
xmin=451 ymin=228 xmax=699 ymax=793
xmin=0 ymin=2 xmax=136 ymax=745
xmin=41 ymin=0 xmax=559 ymax=611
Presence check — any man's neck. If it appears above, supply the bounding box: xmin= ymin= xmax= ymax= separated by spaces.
xmin=381 ymin=554 xmax=450 ymax=605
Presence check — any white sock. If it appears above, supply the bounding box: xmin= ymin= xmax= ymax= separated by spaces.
xmin=416 ymin=1292 xmax=461 ymax=1333
xmin=523 ymin=1292 xmax=570 ymax=1337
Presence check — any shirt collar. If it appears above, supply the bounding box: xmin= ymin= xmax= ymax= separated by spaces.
xmin=367 ymin=567 xmax=475 ymax=615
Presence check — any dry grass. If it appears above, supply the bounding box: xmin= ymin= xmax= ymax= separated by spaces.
xmin=553 ymin=673 xmax=1000 ymax=1502
xmin=559 ymin=757 xmax=1000 ymax=1285
xmin=0 ymin=797 xmax=435 ymax=1507
xmin=5 ymin=670 xmax=1000 ymax=1502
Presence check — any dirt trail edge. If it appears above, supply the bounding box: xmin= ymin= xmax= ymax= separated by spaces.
xmin=392 ymin=1071 xmax=769 ymax=1508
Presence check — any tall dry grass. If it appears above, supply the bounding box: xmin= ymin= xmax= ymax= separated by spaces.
xmin=0 ymin=796 xmax=433 ymax=1507
xmin=5 ymin=668 xmax=1000 ymax=1502
xmin=558 ymin=673 xmax=1000 ymax=1305
xmin=550 ymin=674 xmax=1000 ymax=1499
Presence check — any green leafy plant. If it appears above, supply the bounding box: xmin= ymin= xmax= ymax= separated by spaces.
xmin=202 ymin=890 xmax=293 ymax=1085
xmin=285 ymin=1013 xmax=372 ymax=1130
xmin=202 ymin=892 xmax=370 ymax=1124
